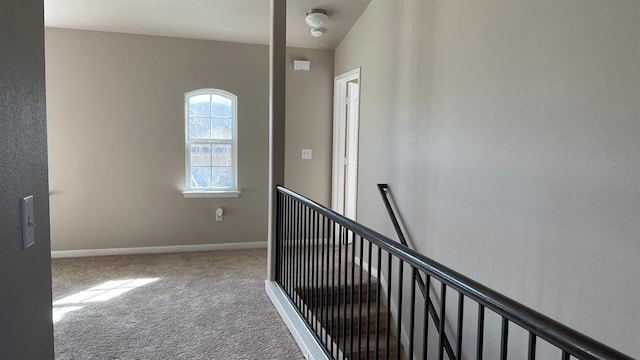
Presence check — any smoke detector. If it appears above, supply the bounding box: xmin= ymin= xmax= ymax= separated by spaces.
xmin=305 ymin=9 xmax=328 ymax=38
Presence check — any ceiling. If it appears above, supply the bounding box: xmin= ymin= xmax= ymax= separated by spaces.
xmin=44 ymin=0 xmax=371 ymax=50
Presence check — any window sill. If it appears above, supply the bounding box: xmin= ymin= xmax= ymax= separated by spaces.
xmin=182 ymin=190 xmax=242 ymax=198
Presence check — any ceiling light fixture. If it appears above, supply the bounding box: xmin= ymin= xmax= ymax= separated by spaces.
xmin=305 ymin=9 xmax=328 ymax=38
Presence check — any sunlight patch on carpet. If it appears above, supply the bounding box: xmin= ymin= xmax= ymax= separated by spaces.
xmin=53 ymin=278 xmax=161 ymax=323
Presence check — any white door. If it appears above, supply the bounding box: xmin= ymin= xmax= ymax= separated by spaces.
xmin=332 ymin=68 xmax=361 ymax=221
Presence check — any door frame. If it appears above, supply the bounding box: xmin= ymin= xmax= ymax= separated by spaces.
xmin=331 ymin=67 xmax=361 ymax=220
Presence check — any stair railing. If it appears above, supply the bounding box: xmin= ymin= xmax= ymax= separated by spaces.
xmin=377 ymin=183 xmax=457 ymax=360
xmin=273 ymin=185 xmax=633 ymax=360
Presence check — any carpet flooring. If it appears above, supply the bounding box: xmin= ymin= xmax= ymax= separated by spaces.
xmin=52 ymin=249 xmax=303 ymax=360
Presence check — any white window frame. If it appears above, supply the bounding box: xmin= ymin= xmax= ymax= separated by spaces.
xmin=182 ymin=88 xmax=241 ymax=198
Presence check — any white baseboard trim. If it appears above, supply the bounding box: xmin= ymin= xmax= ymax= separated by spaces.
xmin=265 ymin=281 xmax=330 ymax=360
xmin=51 ymin=242 xmax=267 ymax=259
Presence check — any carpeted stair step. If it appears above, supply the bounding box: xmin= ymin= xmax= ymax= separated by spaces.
xmin=297 ymin=278 xmax=379 ymax=305
xmin=319 ymin=302 xmax=388 ymax=337
xmin=340 ymin=333 xmax=400 ymax=360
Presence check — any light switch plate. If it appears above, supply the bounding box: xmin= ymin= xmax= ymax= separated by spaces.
xmin=301 ymin=149 xmax=312 ymax=160
xmin=22 ymin=195 xmax=35 ymax=249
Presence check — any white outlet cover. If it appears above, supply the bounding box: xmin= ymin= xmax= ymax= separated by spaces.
xmin=301 ymin=149 xmax=312 ymax=160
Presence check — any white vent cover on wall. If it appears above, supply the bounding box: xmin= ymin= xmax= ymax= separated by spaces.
xmin=293 ymin=60 xmax=311 ymax=71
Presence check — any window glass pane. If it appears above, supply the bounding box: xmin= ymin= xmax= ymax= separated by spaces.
xmin=189 ymin=116 xmax=211 ymax=139
xmin=211 ymin=95 xmax=232 ymax=117
xmin=190 ymin=167 xmax=211 ymax=188
xmin=186 ymin=91 xmax=237 ymax=191
xmin=190 ymin=144 xmax=211 ymax=166
xmin=212 ymin=167 xmax=232 ymax=188
xmin=189 ymin=94 xmax=211 ymax=116
xmin=212 ymin=144 xmax=231 ymax=166
xmin=211 ymin=117 xmax=232 ymax=140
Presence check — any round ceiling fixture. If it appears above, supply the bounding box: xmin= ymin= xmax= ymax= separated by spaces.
xmin=305 ymin=9 xmax=328 ymax=27
xmin=305 ymin=9 xmax=328 ymax=37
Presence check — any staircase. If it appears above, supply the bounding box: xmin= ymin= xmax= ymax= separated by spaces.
xmin=275 ymin=186 xmax=635 ymax=360
xmin=298 ymin=243 xmax=403 ymax=360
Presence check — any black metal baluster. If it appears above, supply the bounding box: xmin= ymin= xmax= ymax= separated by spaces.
xmin=312 ymin=210 xmax=318 ymax=333
xmin=288 ymin=196 xmax=294 ymax=297
xmin=307 ymin=207 xmax=312 ymax=321
xmin=296 ymin=203 xmax=301 ymax=310
xmin=324 ymin=217 xmax=330 ymax=348
xmin=279 ymin=193 xmax=285 ymax=288
xmin=343 ymin=228 xmax=348 ymax=357
xmin=300 ymin=203 xmax=306 ymax=313
xmin=562 ymin=352 xmax=570 ymax=360
xmin=409 ymin=267 xmax=417 ymax=359
xmin=397 ymin=260 xmax=404 ymax=360
xmin=438 ymin=284 xmax=447 ymax=360
xmin=300 ymin=202 xmax=305 ymax=311
xmin=477 ymin=304 xmax=485 ymax=360
xmin=301 ymin=206 xmax=307 ymax=317
xmin=350 ymin=232 xmax=356 ymax=358
xmin=298 ymin=203 xmax=303 ymax=312
xmin=283 ymin=195 xmax=288 ymax=293
xmin=319 ymin=214 xmax=325 ymax=346
xmin=275 ymin=192 xmax=281 ymax=282
xmin=330 ymin=220 xmax=336 ymax=358
xmin=317 ymin=213 xmax=322 ymax=339
xmin=308 ymin=207 xmax=313 ymax=322
xmin=386 ymin=252 xmax=392 ymax=360
xmin=528 ymin=333 xmax=536 ymax=360
xmin=457 ymin=293 xmax=464 ymax=360
xmin=299 ymin=202 xmax=304 ymax=311
xmin=500 ymin=317 xmax=509 ymax=360
xmin=308 ymin=207 xmax=312 ymax=321
xmin=358 ymin=235 xmax=364 ymax=360
xmin=282 ymin=194 xmax=287 ymax=291
xmin=337 ymin=225 xmax=342 ymax=354
xmin=423 ymin=274 xmax=432 ymax=360
xmin=278 ymin=192 xmax=283 ymax=283
xmin=316 ymin=211 xmax=321 ymax=332
xmin=374 ymin=246 xmax=381 ymax=360
xmin=365 ymin=243 xmax=372 ymax=360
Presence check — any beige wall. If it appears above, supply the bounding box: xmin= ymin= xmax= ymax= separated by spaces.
xmin=285 ymin=47 xmax=334 ymax=206
xmin=45 ymin=29 xmax=334 ymax=251
xmin=46 ymin=29 xmax=271 ymax=250
xmin=336 ymin=0 xmax=639 ymax=357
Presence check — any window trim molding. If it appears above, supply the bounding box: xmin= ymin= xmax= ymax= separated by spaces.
xmin=184 ymin=88 xmax=239 ymax=195
xmin=182 ymin=190 xmax=241 ymax=198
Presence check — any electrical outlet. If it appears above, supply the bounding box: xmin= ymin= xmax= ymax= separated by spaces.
xmin=301 ymin=149 xmax=312 ymax=160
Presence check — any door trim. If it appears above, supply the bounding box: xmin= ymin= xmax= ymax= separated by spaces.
xmin=331 ymin=67 xmax=361 ymax=220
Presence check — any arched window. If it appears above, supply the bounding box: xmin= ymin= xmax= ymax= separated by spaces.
xmin=184 ymin=89 xmax=239 ymax=196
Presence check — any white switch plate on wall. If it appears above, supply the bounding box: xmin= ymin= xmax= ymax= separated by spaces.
xmin=301 ymin=149 xmax=312 ymax=160
xmin=22 ymin=195 xmax=35 ymax=249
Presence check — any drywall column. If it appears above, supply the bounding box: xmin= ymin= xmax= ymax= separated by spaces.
xmin=267 ymin=0 xmax=286 ymax=281
xmin=0 ymin=0 xmax=54 ymax=357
